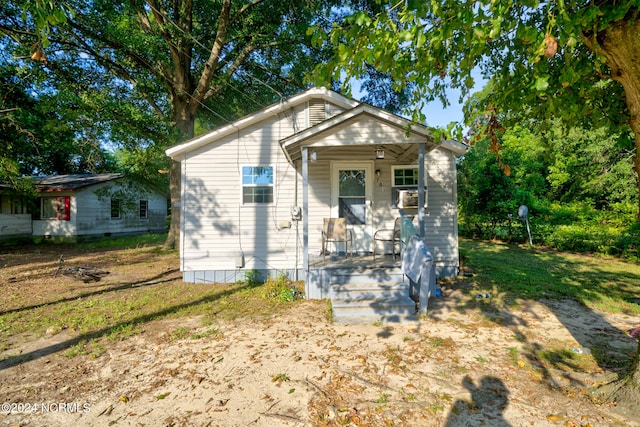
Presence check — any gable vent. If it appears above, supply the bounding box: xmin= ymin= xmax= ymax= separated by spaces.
xmin=308 ymin=99 xmax=326 ymax=126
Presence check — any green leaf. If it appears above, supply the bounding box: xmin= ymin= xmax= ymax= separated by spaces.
xmin=535 ymin=76 xmax=549 ymax=91
xmin=416 ymin=31 xmax=426 ymax=48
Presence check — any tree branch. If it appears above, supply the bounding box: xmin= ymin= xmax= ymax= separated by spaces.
xmin=145 ymin=0 xmax=184 ymax=83
xmin=231 ymin=0 xmax=267 ymax=24
xmin=62 ymin=22 xmax=167 ymax=117
xmin=191 ymin=0 xmax=231 ymax=115
xmin=201 ymin=41 xmax=258 ymax=101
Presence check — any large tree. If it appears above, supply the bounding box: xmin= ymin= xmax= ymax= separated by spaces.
xmin=2 ymin=0 xmax=356 ymax=249
xmin=309 ymin=0 xmax=640 ymax=408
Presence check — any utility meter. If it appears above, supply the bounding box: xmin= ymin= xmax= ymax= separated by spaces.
xmin=290 ymin=206 xmax=301 ymax=220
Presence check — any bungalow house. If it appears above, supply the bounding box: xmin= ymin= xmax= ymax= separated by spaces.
xmin=166 ymin=87 xmax=468 ymax=307
xmin=0 ymin=174 xmax=168 ymax=242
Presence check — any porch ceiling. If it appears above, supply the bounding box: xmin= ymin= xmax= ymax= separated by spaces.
xmin=301 ymin=142 xmax=430 ymax=164
xmin=279 ymin=104 xmax=437 ymax=163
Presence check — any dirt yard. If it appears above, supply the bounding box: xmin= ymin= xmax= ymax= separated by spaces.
xmin=0 ymin=243 xmax=638 ymax=426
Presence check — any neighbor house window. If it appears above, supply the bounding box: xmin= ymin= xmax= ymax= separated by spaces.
xmin=40 ymin=196 xmax=70 ymax=221
xmin=242 ymin=166 xmax=274 ymax=204
xmin=111 ymin=199 xmax=121 ymax=219
xmin=139 ymin=200 xmax=148 ymax=219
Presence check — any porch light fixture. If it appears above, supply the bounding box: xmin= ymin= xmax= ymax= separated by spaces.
xmin=376 ymin=149 xmax=385 ymax=159
xmin=310 ymin=150 xmax=317 ymax=162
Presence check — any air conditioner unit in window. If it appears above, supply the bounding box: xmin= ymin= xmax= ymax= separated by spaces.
xmin=397 ymin=190 xmax=420 ymax=208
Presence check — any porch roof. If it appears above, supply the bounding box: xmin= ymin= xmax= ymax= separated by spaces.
xmin=279 ymin=103 xmax=467 ymax=163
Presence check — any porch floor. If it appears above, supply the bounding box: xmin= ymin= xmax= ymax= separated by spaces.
xmin=309 ymin=253 xmax=401 ymax=270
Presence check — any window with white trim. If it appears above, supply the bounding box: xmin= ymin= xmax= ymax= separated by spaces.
xmin=392 ymin=166 xmax=420 ymax=186
xmin=391 ymin=165 xmax=426 ymax=208
xmin=242 ymin=166 xmax=274 ymax=204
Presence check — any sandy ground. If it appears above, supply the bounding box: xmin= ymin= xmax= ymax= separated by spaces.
xmin=0 ymin=244 xmax=639 ymax=426
xmin=1 ymin=295 xmax=638 ymax=426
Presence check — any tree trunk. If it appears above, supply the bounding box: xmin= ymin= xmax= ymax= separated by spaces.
xmin=164 ymin=158 xmax=182 ymax=250
xmin=164 ymin=95 xmax=196 ymax=251
xmin=161 ymin=0 xmax=232 ymax=251
xmin=587 ymin=13 xmax=640 ymax=408
xmin=591 ymin=14 xmax=640 ymax=222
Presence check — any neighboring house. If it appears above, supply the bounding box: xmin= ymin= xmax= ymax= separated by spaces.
xmin=166 ymin=87 xmax=468 ymax=298
xmin=0 ymin=174 xmax=168 ymax=242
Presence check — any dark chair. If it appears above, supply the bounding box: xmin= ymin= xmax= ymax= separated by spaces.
xmin=373 ymin=217 xmax=402 ymax=260
xmin=322 ymin=218 xmax=352 ymax=263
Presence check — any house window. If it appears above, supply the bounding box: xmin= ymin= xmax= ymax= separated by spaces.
xmin=391 ymin=165 xmax=426 ymax=208
xmin=393 ymin=166 xmax=420 ymax=186
xmin=139 ymin=200 xmax=148 ymax=219
xmin=242 ymin=166 xmax=274 ymax=204
xmin=111 ymin=199 xmax=121 ymax=219
xmin=41 ymin=196 xmax=70 ymax=221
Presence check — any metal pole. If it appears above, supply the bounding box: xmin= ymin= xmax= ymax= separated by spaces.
xmin=301 ymin=147 xmax=309 ymax=296
xmin=418 ymin=143 xmax=425 ymax=237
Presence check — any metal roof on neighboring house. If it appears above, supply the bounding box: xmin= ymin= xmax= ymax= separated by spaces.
xmin=32 ymin=173 xmax=124 ymax=192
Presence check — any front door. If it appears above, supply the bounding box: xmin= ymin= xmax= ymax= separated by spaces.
xmin=330 ymin=161 xmax=374 ymax=254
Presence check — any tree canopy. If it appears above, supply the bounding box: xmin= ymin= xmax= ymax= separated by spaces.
xmin=2 ymin=0 xmax=370 ymax=247
xmin=310 ymin=1 xmax=639 ymax=216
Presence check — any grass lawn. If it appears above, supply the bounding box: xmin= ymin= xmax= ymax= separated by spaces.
xmin=0 ymin=235 xmax=638 ymax=359
xmin=459 ymin=238 xmax=640 ymax=316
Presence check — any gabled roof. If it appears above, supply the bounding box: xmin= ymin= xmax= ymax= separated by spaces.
xmin=165 ymin=87 xmax=358 ymax=159
xmin=33 ymin=173 xmax=124 ymax=192
xmin=279 ymin=102 xmax=468 ymax=162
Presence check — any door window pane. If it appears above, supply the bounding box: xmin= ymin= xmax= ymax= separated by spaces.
xmin=339 ymin=197 xmax=366 ymax=225
xmin=339 ymin=170 xmax=365 ymax=197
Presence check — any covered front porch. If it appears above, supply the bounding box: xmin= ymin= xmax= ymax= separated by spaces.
xmin=276 ymin=103 xmax=458 ymax=322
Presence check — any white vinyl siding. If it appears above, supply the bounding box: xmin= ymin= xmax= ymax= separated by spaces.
xmin=423 ymin=147 xmax=460 ymax=276
xmin=180 ymin=110 xmax=302 ymax=272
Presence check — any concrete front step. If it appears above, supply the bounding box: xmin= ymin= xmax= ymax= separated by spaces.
xmin=330 ymin=281 xmax=409 ymax=299
xmin=330 ymin=270 xmax=405 ymax=285
xmin=330 ymin=281 xmax=417 ymax=324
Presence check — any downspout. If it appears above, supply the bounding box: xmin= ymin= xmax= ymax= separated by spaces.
xmin=180 ymin=155 xmax=187 ymax=269
xmin=294 ymin=160 xmax=299 ymax=281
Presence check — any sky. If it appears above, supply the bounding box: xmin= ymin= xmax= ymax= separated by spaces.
xmin=422 ymin=92 xmax=466 ymax=129
xmin=351 ymin=76 xmax=483 ymax=130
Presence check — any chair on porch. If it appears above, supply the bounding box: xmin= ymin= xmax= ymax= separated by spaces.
xmin=373 ymin=217 xmax=402 ymax=261
xmin=322 ymin=218 xmax=352 ymax=263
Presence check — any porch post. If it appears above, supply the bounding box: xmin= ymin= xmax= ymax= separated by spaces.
xmin=418 ymin=142 xmax=426 ymax=237
xmin=301 ymin=146 xmax=309 ymax=294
